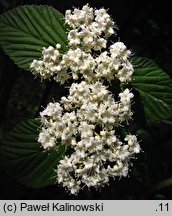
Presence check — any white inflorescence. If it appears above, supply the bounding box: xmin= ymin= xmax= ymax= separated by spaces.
xmin=30 ymin=4 xmax=140 ymax=195
xmin=30 ymin=4 xmax=133 ymax=84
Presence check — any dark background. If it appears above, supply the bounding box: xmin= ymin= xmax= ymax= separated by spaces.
xmin=0 ymin=0 xmax=172 ymax=199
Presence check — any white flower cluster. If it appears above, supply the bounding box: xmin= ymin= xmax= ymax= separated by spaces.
xmin=65 ymin=4 xmax=116 ymax=50
xmin=38 ymin=81 xmax=140 ymax=194
xmin=39 ymin=82 xmax=134 ymax=149
xmin=31 ymin=4 xmax=140 ymax=195
xmin=30 ymin=4 xmax=133 ymax=84
xmin=30 ymin=44 xmax=69 ymax=84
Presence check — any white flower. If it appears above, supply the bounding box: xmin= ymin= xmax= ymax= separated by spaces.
xmin=38 ymin=128 xmax=56 ymax=149
xmin=40 ymin=102 xmax=62 ymax=119
xmin=78 ymin=121 xmax=95 ymax=138
xmin=125 ymin=135 xmax=141 ymax=153
xmin=119 ymin=88 xmax=134 ymax=104
xmin=68 ymin=30 xmax=81 ymax=46
xmin=110 ymin=42 xmax=130 ymax=59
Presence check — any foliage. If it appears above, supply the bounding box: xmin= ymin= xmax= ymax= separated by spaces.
xmin=132 ymin=57 xmax=172 ymax=124
xmin=0 ymin=119 xmax=67 ymax=188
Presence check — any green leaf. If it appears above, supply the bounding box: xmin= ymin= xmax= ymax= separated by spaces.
xmin=0 ymin=119 xmax=67 ymax=188
xmin=0 ymin=5 xmax=68 ymax=70
xmin=131 ymin=57 xmax=172 ymax=124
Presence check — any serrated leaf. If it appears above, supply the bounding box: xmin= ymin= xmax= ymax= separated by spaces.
xmin=131 ymin=57 xmax=172 ymax=124
xmin=0 ymin=119 xmax=67 ymax=188
xmin=0 ymin=5 xmax=68 ymax=70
